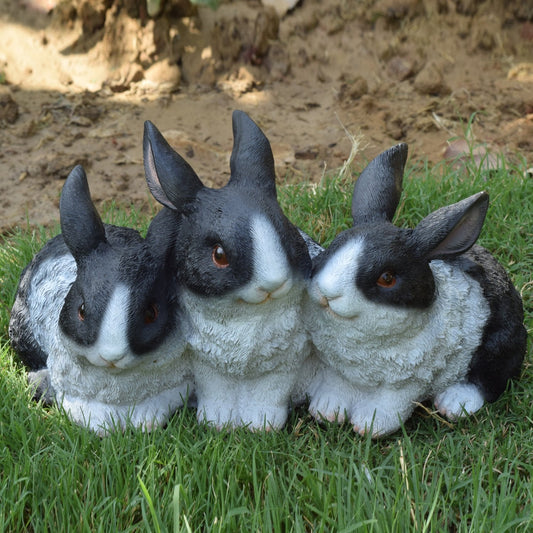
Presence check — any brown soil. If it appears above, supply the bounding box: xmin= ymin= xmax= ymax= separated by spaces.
xmin=1 ymin=0 xmax=532 ymax=232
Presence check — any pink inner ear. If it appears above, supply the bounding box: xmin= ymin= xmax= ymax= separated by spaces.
xmin=428 ymin=203 xmax=486 ymax=259
xmin=145 ymin=144 xmax=178 ymax=211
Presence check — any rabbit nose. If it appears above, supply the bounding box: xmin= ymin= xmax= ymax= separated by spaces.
xmin=259 ymin=274 xmax=292 ymax=296
xmin=315 ymin=273 xmax=343 ymax=301
xmin=98 ymin=347 xmax=127 ymax=365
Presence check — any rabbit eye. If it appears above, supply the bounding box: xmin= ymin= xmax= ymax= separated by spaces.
xmin=377 ymin=271 xmax=397 ymax=288
xmin=78 ymin=303 xmax=86 ymax=321
xmin=212 ymin=244 xmax=229 ymax=268
xmin=144 ymin=303 xmax=159 ymax=325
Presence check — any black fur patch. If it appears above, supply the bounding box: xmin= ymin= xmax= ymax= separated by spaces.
xmin=457 ymin=245 xmax=527 ymax=400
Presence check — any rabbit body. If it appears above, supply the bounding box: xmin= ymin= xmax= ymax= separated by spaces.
xmin=143 ymin=111 xmax=312 ymax=430
xmin=9 ymin=166 xmax=192 ymax=433
xmin=182 ymin=276 xmax=309 ymax=429
xmin=305 ymin=143 xmax=526 ymax=436
xmin=306 ymin=248 xmax=491 ymax=433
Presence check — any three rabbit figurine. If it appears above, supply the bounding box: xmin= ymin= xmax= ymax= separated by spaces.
xmin=8 ymin=111 xmax=527 ymax=436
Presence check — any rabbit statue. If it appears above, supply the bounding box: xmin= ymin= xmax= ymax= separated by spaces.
xmin=9 ymin=165 xmax=193 ymax=433
xmin=304 ymin=143 xmax=527 ymax=437
xmin=142 ymin=110 xmax=313 ymax=430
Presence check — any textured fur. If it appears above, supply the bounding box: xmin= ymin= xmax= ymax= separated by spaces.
xmin=9 ymin=166 xmax=193 ymax=433
xmin=143 ymin=111 xmax=312 ymax=429
xmin=304 ymin=143 xmax=526 ymax=436
xmin=9 ymin=236 xmax=74 ymax=371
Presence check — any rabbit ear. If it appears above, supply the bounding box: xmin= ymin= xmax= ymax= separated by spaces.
xmin=413 ymin=191 xmax=489 ymax=259
xmin=60 ymin=165 xmax=107 ymax=258
xmin=351 ymin=143 xmax=408 ymax=225
xmin=143 ymin=120 xmax=203 ymax=210
xmin=228 ymin=110 xmax=277 ymax=196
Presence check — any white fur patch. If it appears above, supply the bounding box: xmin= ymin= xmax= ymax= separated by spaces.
xmin=434 ymin=382 xmax=485 ymax=419
xmin=235 ymin=215 xmax=292 ymax=304
xmin=49 ymin=325 xmax=193 ymax=432
xmin=82 ymin=284 xmax=135 ymax=368
xmin=60 ymin=382 xmax=192 ymax=434
xmin=28 ymin=254 xmax=77 ymax=355
xmin=183 ymin=274 xmax=310 ymax=429
xmin=310 ymin=240 xmax=365 ymax=318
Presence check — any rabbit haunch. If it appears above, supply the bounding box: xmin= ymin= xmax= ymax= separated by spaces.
xmin=307 ymin=237 xmax=490 ymax=389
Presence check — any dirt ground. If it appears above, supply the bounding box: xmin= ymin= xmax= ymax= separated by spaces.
xmin=0 ymin=0 xmax=532 ymax=232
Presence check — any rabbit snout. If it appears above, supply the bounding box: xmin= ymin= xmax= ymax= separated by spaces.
xmin=237 ymin=277 xmax=293 ymax=304
xmin=237 ymin=214 xmax=295 ymax=304
xmin=310 ymin=240 xmax=364 ymax=319
xmin=260 ymin=277 xmax=293 ymax=299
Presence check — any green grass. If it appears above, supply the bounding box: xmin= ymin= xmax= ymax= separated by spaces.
xmin=1 ymin=151 xmax=532 ymax=532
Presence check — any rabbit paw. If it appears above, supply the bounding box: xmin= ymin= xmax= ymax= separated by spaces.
xmin=309 ymin=393 xmax=348 ymax=423
xmin=307 ymin=368 xmax=358 ymax=423
xmin=27 ymin=369 xmax=55 ymax=404
xmin=434 ymin=383 xmax=484 ymax=419
xmin=350 ymin=404 xmax=402 ymax=437
xmin=194 ymin=362 xmax=293 ymax=431
xmin=197 ymin=401 xmax=235 ymax=430
xmin=350 ymin=388 xmax=417 ymax=437
xmin=246 ymin=404 xmax=287 ymax=431
xmin=197 ymin=401 xmax=286 ymax=431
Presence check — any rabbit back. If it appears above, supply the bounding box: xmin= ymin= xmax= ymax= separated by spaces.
xmin=449 ymin=245 xmax=526 ymax=401
xmin=9 ymin=234 xmax=76 ymax=371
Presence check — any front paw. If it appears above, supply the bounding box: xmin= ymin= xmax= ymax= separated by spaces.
xmin=309 ymin=393 xmax=348 ymax=423
xmin=307 ymin=369 xmax=357 ymax=423
xmin=350 ymin=404 xmax=403 ymax=438
xmin=245 ymin=404 xmax=288 ymax=431
xmin=197 ymin=401 xmax=236 ymax=430
xmin=434 ymin=383 xmax=484 ymax=419
xmin=198 ymin=403 xmax=287 ymax=431
xmin=350 ymin=389 xmax=417 ymax=437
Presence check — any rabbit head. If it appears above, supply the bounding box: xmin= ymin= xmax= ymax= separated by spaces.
xmin=143 ymin=110 xmax=311 ymax=304
xmin=309 ymin=144 xmax=489 ymax=328
xmin=57 ymin=165 xmax=182 ymax=371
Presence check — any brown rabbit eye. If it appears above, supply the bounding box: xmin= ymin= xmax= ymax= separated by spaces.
xmin=78 ymin=303 xmax=86 ymax=321
xmin=144 ymin=304 xmax=159 ymax=325
xmin=212 ymin=244 xmax=229 ymax=268
xmin=377 ymin=271 xmax=397 ymax=288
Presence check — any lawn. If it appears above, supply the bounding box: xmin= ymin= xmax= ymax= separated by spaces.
xmin=0 ymin=147 xmax=531 ymax=532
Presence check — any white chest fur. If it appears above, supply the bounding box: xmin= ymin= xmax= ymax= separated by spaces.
xmin=183 ymin=285 xmax=310 ymax=376
xmin=50 ymin=327 xmax=192 ymax=432
xmin=183 ymin=283 xmax=311 ymax=429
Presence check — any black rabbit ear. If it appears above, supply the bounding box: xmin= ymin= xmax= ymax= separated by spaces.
xmin=60 ymin=165 xmax=107 ymax=258
xmin=414 ymin=191 xmax=489 ymax=259
xmin=143 ymin=120 xmax=203 ymax=210
xmin=351 ymin=143 xmax=408 ymax=225
xmin=228 ymin=110 xmax=277 ymax=196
